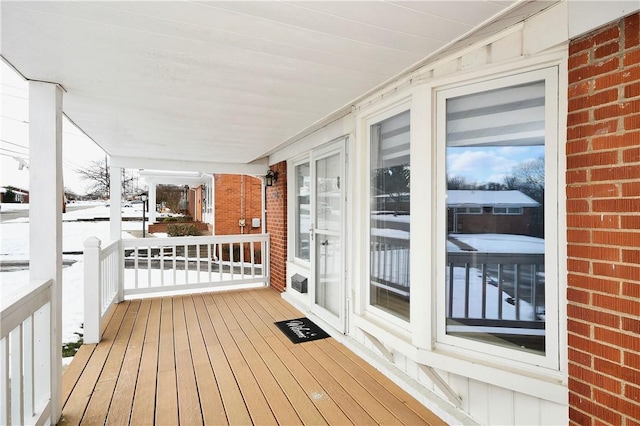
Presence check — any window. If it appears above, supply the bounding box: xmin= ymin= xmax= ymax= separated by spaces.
xmin=436 ymin=68 xmax=559 ymax=367
xmin=370 ymin=109 xmax=410 ymax=321
xmin=294 ymin=162 xmax=310 ymax=261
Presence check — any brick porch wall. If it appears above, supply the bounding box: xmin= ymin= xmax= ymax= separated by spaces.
xmin=214 ymin=174 xmax=263 ymax=235
xmin=567 ymin=12 xmax=640 ymax=425
xmin=265 ymin=162 xmax=287 ymax=292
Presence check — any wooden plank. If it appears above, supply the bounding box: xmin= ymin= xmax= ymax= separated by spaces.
xmin=225 ymin=291 xmax=331 ymax=426
xmin=192 ymin=294 xmax=252 ymax=425
xmin=58 ymin=302 xmax=130 ymax=426
xmin=129 ymin=297 xmax=162 ymax=425
xmin=61 ymin=344 xmax=96 ymax=408
xmin=155 ymin=297 xmax=179 ymax=425
xmin=172 ymin=296 xmax=204 ymax=425
xmin=327 ymin=338 xmax=446 ymax=425
xmin=218 ymin=292 xmax=307 ymax=425
xmin=182 ymin=294 xmax=227 ymax=425
xmin=204 ymin=293 xmax=279 ymax=425
xmin=83 ymin=300 xmax=141 ymax=425
xmin=105 ymin=298 xmax=151 ymax=425
xmin=235 ymin=290 xmax=356 ymax=425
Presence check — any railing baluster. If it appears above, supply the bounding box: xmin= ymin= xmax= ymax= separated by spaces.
xmin=531 ymin=264 xmax=537 ymax=318
xmin=196 ymin=244 xmax=201 ymax=283
xmin=207 ymin=243 xmax=212 ymax=282
xmin=160 ymin=245 xmax=165 ymax=286
xmin=240 ymin=242 xmax=245 ymax=279
xmin=24 ymin=316 xmax=34 ymax=419
xmin=498 ymin=264 xmax=504 ymax=320
xmin=229 ymin=243 xmax=234 ymax=280
xmin=10 ymin=326 xmax=24 ymax=424
xmin=134 ymin=247 xmax=139 ymax=289
xmin=481 ymin=263 xmax=487 ymax=319
xmin=464 ymin=263 xmax=470 ymax=318
xmin=514 ymin=264 xmax=520 ymax=320
xmin=173 ymin=245 xmax=177 ymax=286
xmin=184 ymin=244 xmax=189 ymax=284
xmin=1 ymin=337 xmax=8 ymax=425
xmin=250 ymin=242 xmax=255 ymax=277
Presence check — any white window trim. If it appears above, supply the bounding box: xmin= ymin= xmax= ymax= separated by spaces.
xmin=287 ymin=154 xmax=311 ymax=268
xmin=492 ymin=207 xmax=523 ymax=215
xmin=434 ymin=66 xmax=561 ymax=371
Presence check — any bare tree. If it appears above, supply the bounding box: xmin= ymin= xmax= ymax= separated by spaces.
xmin=76 ymin=157 xmax=138 ymax=198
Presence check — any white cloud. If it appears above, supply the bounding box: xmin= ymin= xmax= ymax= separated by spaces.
xmin=447 ymin=149 xmax=512 ymax=183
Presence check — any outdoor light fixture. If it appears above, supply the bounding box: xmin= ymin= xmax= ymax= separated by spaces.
xmin=265 ymin=170 xmax=278 ymax=187
xmin=140 ymin=192 xmax=148 ymax=238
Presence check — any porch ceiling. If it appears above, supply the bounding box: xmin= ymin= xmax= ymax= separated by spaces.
xmin=1 ymin=1 xmax=555 ymax=168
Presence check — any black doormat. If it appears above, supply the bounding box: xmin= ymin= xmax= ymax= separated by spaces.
xmin=274 ymin=317 xmax=330 ymax=344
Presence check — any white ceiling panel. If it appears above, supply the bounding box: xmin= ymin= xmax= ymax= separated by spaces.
xmin=1 ymin=1 xmax=556 ymax=169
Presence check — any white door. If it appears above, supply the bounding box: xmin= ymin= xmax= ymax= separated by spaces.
xmin=310 ymin=139 xmax=346 ymax=332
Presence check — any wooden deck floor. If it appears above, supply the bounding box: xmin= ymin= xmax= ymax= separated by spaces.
xmin=59 ymin=288 xmax=444 ymax=425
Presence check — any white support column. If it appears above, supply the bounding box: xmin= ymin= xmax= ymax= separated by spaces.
xmin=83 ymin=237 xmax=102 ymax=344
xmin=148 ymin=183 xmax=157 ymax=224
xmin=29 ymin=81 xmax=64 ymax=423
xmin=110 ymin=165 xmax=122 ymax=241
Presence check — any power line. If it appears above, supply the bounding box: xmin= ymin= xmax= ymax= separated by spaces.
xmin=0 ymin=146 xmax=28 ymax=156
xmin=1 ymin=92 xmax=28 ymax=100
xmin=0 ymin=139 xmax=28 ymax=150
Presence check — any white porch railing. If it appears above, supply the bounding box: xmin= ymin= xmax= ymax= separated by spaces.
xmin=84 ymin=234 xmax=270 ymax=343
xmin=1 ymin=279 xmax=53 ymax=425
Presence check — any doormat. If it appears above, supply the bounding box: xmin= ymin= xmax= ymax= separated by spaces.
xmin=274 ymin=317 xmax=330 ymax=344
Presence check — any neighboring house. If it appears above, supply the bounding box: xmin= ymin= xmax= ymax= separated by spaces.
xmin=2 ymin=3 xmax=639 ymax=426
xmin=447 ymin=190 xmax=541 ymax=236
xmin=0 ymin=186 xmax=29 ymax=203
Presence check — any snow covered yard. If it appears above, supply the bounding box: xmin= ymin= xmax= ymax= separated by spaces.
xmin=1 ymin=202 xmax=141 ymax=344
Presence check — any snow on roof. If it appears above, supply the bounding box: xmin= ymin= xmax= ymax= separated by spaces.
xmin=447 ymin=190 xmax=539 ymax=208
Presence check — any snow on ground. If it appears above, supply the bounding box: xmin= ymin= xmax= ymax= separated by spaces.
xmin=1 ymin=202 xmax=142 ymax=343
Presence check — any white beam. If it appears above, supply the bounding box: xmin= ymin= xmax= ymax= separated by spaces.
xmin=111 ymin=156 xmax=269 ymax=176
xmin=28 ymin=81 xmax=63 ymax=423
xmin=110 ymin=166 xmax=122 ymax=241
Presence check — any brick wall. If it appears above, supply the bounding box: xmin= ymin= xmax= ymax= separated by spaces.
xmin=567 ymin=12 xmax=640 ymax=425
xmin=214 ymin=174 xmax=263 ymax=236
xmin=265 ymin=162 xmax=287 ymax=292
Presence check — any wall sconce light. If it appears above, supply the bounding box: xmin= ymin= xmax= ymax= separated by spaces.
xmin=265 ymin=169 xmax=278 ymax=187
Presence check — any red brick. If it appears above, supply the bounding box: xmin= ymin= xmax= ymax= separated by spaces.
xmin=568 ymin=111 xmax=591 ymax=128
xmin=594 ymin=99 xmax=640 ymax=120
xmin=568 ymin=287 xmax=591 ymax=304
xmin=594 ymin=65 xmax=640 ymax=90
xmin=570 ymin=347 xmax=593 ymax=367
xmin=567 ymin=274 xmax=620 ymax=294
xmin=569 ymin=81 xmax=592 ymax=98
xmin=622 ymin=282 xmax=640 ymax=298
xmin=593 ymin=294 xmax=640 ymax=317
xmin=593 ymin=230 xmax=640 ymax=247
xmin=626 ymin=384 xmax=640 ymax=403
xmin=567 ymin=199 xmax=591 ymax=213
xmin=568 ymin=259 xmax=591 ymax=275
xmin=569 ymin=406 xmax=591 ymax=426
xmin=623 ymin=146 xmax=640 ymax=163
xmin=567 ymin=229 xmax=591 ymax=243
xmin=595 ymin=41 xmax=621 ymax=59
xmin=569 ymin=89 xmax=618 ymax=112
xmin=569 ymin=57 xmax=620 ymax=84
xmin=567 ymin=169 xmax=588 ymax=184
xmin=570 ymin=377 xmax=593 ymax=397
xmin=622 ymin=317 xmax=640 ymax=334
xmin=567 ymin=151 xmax=619 ymax=169
xmin=625 ymin=351 xmax=640 ymax=370
xmin=567 ymin=183 xmax=619 ymax=199
xmin=592 ymin=132 xmax=640 ymax=150
xmin=621 ymin=216 xmax=640 ymax=229
xmin=626 ymin=13 xmax=640 ymax=49
xmin=625 ymin=48 xmax=640 ymax=66
xmin=622 ymin=249 xmax=640 ymax=264
xmin=567 ymin=214 xmax=619 ymax=229
xmin=593 ymin=198 xmax=640 ymax=212
xmin=567 ymin=120 xmax=618 ymax=141
xmin=568 ymin=304 xmax=622 ymax=328
xmin=569 ymin=319 xmax=592 ymax=339
xmin=625 ymin=114 xmax=640 ymax=130
xmin=569 ymin=392 xmax=623 ymax=425
xmin=591 ymin=165 xmax=640 ymax=181
xmin=594 ymin=358 xmax=640 ymax=384
xmin=593 ymin=262 xmax=640 ymax=281
xmin=570 ymin=363 xmax=623 ymax=394
xmin=626 ymin=81 xmax=640 ymax=99
xmin=593 ymin=388 xmax=640 ymax=419
xmin=569 ymin=245 xmax=620 ymax=263
xmin=570 ymin=51 xmax=590 ymax=69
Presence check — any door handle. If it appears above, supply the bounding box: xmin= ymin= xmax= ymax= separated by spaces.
xmin=321 ymin=239 xmax=329 ymax=246
xmin=309 ymin=224 xmax=314 ymax=241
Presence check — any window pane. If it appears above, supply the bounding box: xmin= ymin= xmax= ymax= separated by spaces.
xmin=295 ymin=162 xmax=310 ymax=260
xmin=445 ymin=81 xmax=545 ymax=354
xmin=370 ymin=110 xmax=410 ymax=321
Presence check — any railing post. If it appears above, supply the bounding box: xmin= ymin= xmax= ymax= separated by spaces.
xmin=84 ymin=237 xmax=102 ymax=344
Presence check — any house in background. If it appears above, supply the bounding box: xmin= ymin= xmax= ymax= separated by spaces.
xmin=2 ymin=1 xmax=639 ymax=425
xmin=0 ymin=186 xmax=29 ymax=204
xmin=447 ymin=190 xmax=541 ymax=235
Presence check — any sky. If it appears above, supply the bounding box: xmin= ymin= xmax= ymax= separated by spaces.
xmin=1 ymin=62 xmax=106 ymax=195
xmin=447 ymin=145 xmax=545 ymax=185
